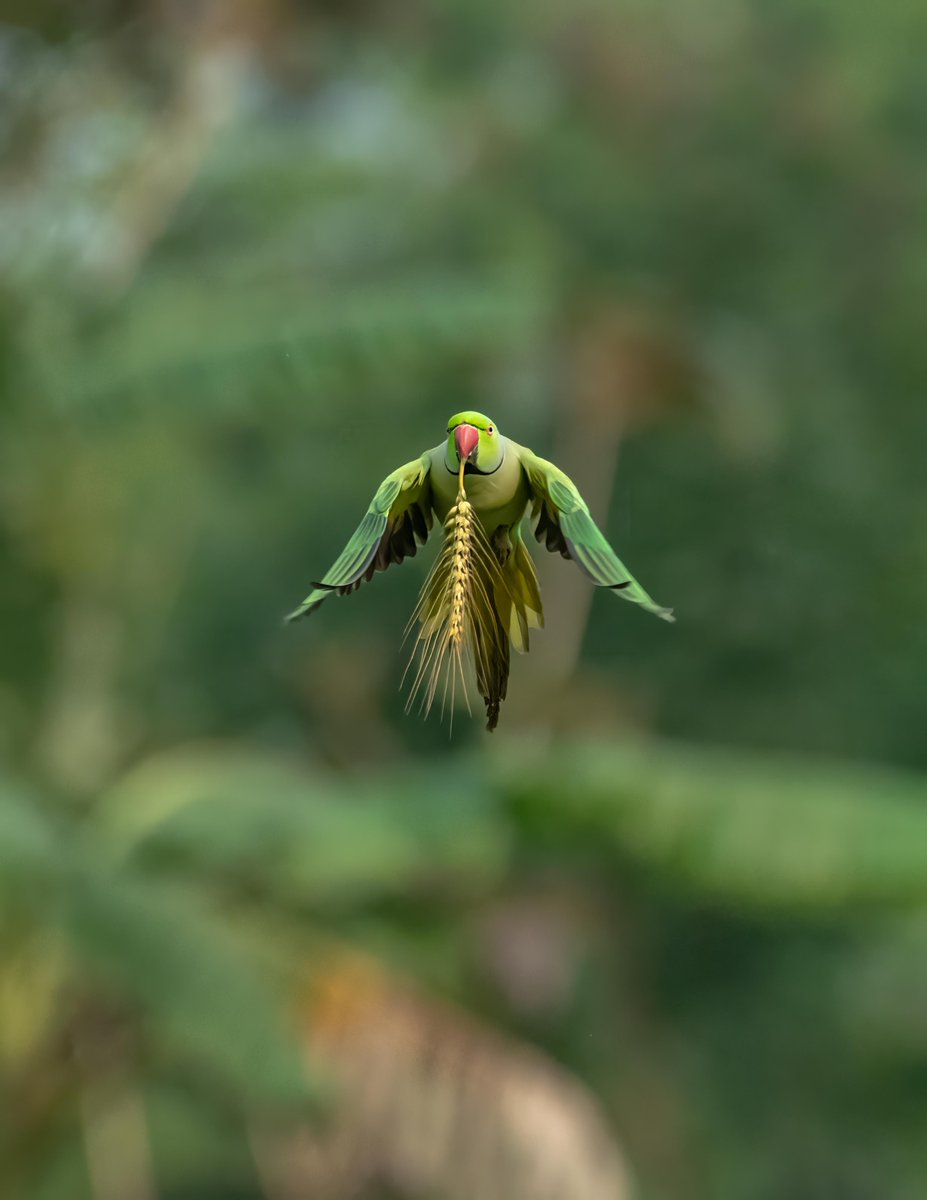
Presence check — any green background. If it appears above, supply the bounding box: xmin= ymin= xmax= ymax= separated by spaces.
xmin=1 ymin=2 xmax=926 ymax=1197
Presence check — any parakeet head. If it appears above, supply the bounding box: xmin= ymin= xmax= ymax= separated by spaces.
xmin=445 ymin=411 xmax=504 ymax=474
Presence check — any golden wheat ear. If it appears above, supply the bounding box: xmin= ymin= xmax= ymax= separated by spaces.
xmin=403 ymin=467 xmax=509 ymax=729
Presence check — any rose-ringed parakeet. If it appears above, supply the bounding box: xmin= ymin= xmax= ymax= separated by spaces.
xmin=288 ymin=412 xmax=673 ymax=730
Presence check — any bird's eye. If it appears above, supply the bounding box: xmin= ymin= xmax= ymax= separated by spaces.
xmin=487 ymin=425 xmax=494 ymax=435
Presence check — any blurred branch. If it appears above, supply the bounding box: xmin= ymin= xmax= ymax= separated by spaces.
xmin=36 ymin=598 xmax=126 ymax=797
xmin=531 ymin=321 xmax=624 ymax=691
xmin=93 ymin=0 xmax=274 ymax=294
xmin=528 ymin=304 xmax=693 ymax=721
xmin=253 ymin=950 xmax=632 ymax=1200
xmin=74 ymin=1019 xmax=156 ymax=1200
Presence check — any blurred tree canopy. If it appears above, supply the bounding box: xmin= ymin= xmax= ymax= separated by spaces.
xmin=1 ymin=1 xmax=926 ymax=1198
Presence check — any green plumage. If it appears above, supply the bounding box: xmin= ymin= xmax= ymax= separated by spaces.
xmin=522 ymin=451 xmax=673 ymax=621
xmin=288 ymin=412 xmax=673 ymax=729
xmin=286 ymin=457 xmax=431 ymax=620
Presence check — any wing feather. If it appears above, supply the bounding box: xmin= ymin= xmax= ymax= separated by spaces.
xmin=286 ymin=454 xmax=433 ymax=622
xmin=517 ymin=444 xmax=674 ymax=623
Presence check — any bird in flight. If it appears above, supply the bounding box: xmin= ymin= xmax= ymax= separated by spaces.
xmin=288 ymin=411 xmax=673 ymax=730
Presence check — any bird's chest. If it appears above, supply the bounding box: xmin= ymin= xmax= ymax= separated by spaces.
xmin=430 ymin=447 xmax=529 ymax=533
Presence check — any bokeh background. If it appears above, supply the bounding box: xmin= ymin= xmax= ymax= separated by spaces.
xmin=2 ymin=1 xmax=927 ymax=1198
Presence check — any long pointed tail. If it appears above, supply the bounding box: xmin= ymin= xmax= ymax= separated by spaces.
xmin=405 ymin=496 xmax=518 ymax=731
xmin=494 ymin=536 xmax=544 ymax=654
xmin=472 ymin=592 xmax=510 ymax=732
xmin=476 ymin=531 xmax=545 ymax=730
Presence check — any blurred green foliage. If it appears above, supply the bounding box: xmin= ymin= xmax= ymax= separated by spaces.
xmin=1 ymin=1 xmax=927 ymax=1198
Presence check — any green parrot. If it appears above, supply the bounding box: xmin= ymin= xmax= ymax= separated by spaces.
xmin=288 ymin=411 xmax=673 ymax=730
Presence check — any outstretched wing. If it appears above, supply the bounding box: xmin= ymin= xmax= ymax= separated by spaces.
xmin=518 ymin=445 xmax=674 ymax=622
xmin=286 ymin=454 xmax=433 ymax=622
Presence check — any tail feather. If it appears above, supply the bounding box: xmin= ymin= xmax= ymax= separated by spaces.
xmin=477 ymin=533 xmax=545 ymax=728
xmin=466 ymin=524 xmax=511 ymax=732
xmin=405 ymin=496 xmax=512 ymax=729
xmin=494 ymin=537 xmax=545 ymax=655
xmin=472 ymin=602 xmax=509 ymax=732
xmin=405 ymin=511 xmax=545 ymax=732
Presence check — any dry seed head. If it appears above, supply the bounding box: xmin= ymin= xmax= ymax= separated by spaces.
xmin=403 ymin=474 xmax=507 ymax=728
xmin=448 ymin=487 xmax=474 ymax=649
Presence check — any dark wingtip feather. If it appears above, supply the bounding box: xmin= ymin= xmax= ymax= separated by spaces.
xmin=284 ymin=596 xmax=327 ymax=623
xmin=284 ymin=606 xmax=311 ymax=624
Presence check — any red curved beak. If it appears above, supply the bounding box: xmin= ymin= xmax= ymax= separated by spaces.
xmin=454 ymin=423 xmax=480 ymax=463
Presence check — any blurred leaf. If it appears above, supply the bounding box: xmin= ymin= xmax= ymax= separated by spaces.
xmin=0 ymin=770 xmax=323 ymax=1118
xmin=0 ymin=783 xmax=61 ymax=902
xmin=499 ymin=739 xmax=927 ymax=911
xmin=97 ymin=748 xmax=511 ymax=905
xmin=26 ymin=274 xmax=548 ymax=421
xmin=62 ymin=864 xmax=325 ymax=1113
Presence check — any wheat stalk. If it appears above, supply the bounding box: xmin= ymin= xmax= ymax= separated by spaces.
xmin=403 ymin=464 xmax=504 ymax=726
